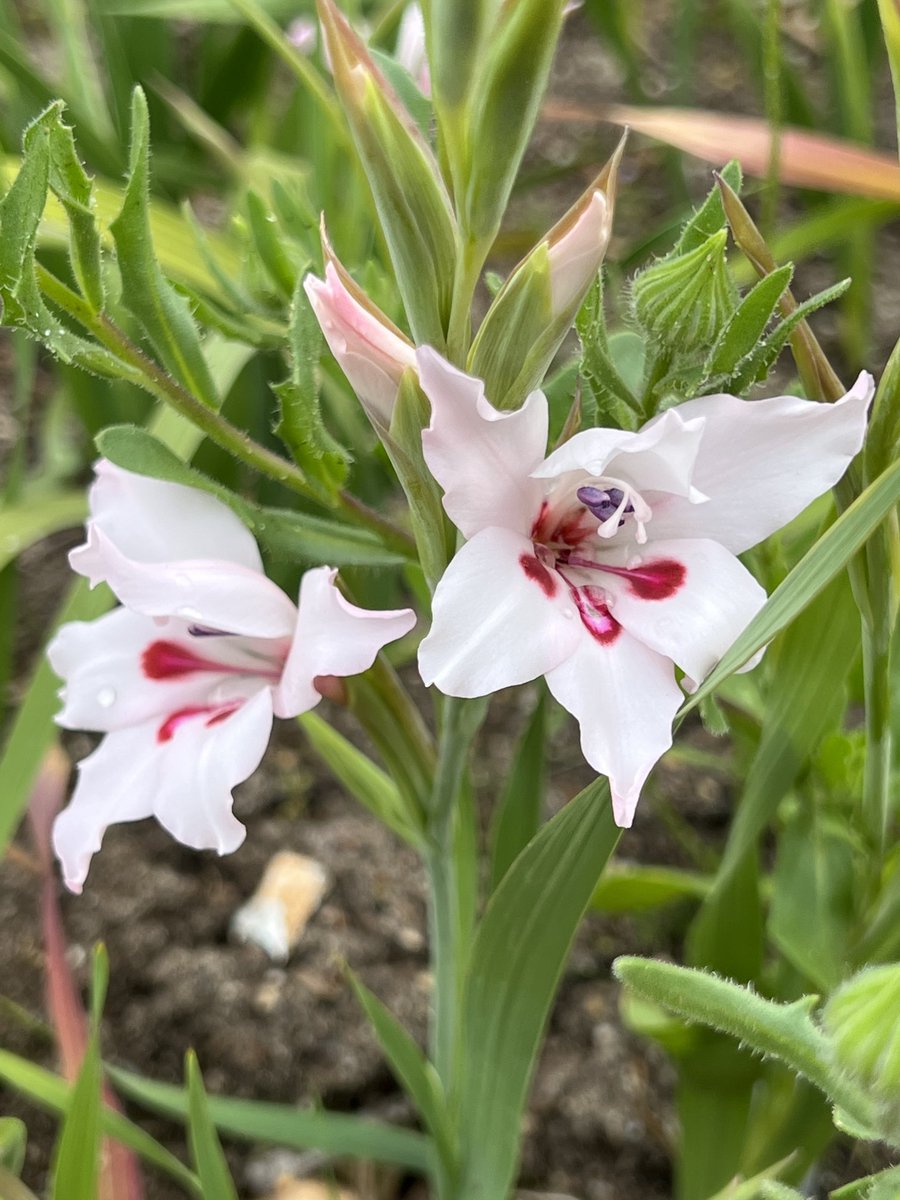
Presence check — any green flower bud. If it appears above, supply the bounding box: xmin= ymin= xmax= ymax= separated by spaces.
xmin=631 ymin=229 xmax=735 ymax=355
xmin=824 ymin=964 xmax=900 ymax=1137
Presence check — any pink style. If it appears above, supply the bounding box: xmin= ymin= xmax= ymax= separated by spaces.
xmin=49 ymin=461 xmax=415 ymax=892
xmin=415 ymin=347 xmax=873 ymax=827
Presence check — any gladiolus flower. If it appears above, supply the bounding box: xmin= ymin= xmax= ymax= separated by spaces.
xmin=304 ymin=257 xmax=416 ymax=428
xmin=416 ymin=348 xmax=872 ymax=826
xmin=50 ymin=462 xmax=416 ymax=892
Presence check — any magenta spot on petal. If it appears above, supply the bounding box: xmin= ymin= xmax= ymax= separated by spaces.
xmin=143 ymin=640 xmax=221 ymax=680
xmin=624 ymin=558 xmax=686 ymax=601
xmin=206 ymin=704 xmax=240 ymax=728
xmin=574 ymin=586 xmax=621 ymax=645
xmin=157 ymin=705 xmax=214 ymax=742
xmin=157 ymin=702 xmax=240 ymax=742
xmin=519 ymin=553 xmax=557 ymax=598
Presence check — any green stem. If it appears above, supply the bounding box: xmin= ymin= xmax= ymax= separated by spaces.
xmin=861 ymin=528 xmax=895 ymax=858
xmin=446 ymin=238 xmax=488 ymax=365
xmin=36 ymin=264 xmax=416 ymax=559
xmin=426 ymin=697 xmax=486 ymax=1095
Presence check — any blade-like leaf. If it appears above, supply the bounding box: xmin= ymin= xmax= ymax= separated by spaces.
xmin=0 ymin=1051 xmax=199 ymax=1194
xmin=348 ymin=974 xmax=452 ymax=1166
xmin=683 ymin=456 xmax=900 ymax=712
xmin=488 ymin=692 xmax=546 ymax=891
xmin=298 ymin=712 xmax=424 ymax=845
xmin=456 ymin=779 xmax=620 ymax=1199
xmin=185 ymin=1054 xmax=238 ymax=1200
xmin=554 ymin=103 xmax=900 ymax=202
xmin=108 ymin=1066 xmax=435 ymax=1175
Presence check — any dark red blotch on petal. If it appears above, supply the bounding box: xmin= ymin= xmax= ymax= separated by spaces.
xmin=157 ymin=702 xmax=239 ymax=742
xmin=143 ymin=640 xmax=218 ymax=680
xmin=574 ymin=587 xmax=621 ymax=645
xmin=519 ymin=553 xmax=557 ymax=598
xmin=624 ymin=558 xmax=685 ymax=601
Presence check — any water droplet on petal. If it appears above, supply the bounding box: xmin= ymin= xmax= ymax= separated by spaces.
xmin=173 ymin=572 xmax=192 ymax=589
xmin=96 ymin=686 xmax=116 ymax=708
xmin=175 ymin=605 xmax=202 ymax=621
xmin=626 ymin=555 xmax=643 ymax=570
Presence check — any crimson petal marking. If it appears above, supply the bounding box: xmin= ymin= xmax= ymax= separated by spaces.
xmin=519 ymin=553 xmax=558 ymax=598
xmin=157 ymin=702 xmax=240 ymax=743
xmin=143 ymin=640 xmax=227 ymax=679
xmin=573 ymin=586 xmax=621 ymax=644
xmin=568 ymin=555 xmax=686 ymax=600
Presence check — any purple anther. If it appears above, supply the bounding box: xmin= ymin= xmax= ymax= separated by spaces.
xmin=577 ymin=485 xmax=631 ymax=523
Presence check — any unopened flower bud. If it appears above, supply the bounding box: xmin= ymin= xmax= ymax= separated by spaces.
xmin=548 ymin=188 xmax=612 ymax=316
xmin=304 ymin=253 xmax=416 ymax=429
xmin=824 ymin=964 xmax=900 ymax=1134
xmin=631 ymin=228 xmax=734 ymax=353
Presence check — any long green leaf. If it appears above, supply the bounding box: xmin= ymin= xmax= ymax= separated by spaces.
xmin=185 ymin=1054 xmax=238 ymax=1200
xmin=109 ymin=1066 xmax=435 ymax=1175
xmin=298 ymin=712 xmax=423 ymax=845
xmin=456 ymin=779 xmax=620 ymax=1199
xmin=688 ymin=573 xmax=859 ymax=979
xmin=50 ymin=1032 xmax=102 ymax=1200
xmin=348 ymin=974 xmax=452 ymax=1166
xmin=488 ymin=691 xmax=546 ymax=891
xmin=0 ymin=1051 xmax=200 ymax=1195
xmin=683 ymin=457 xmax=900 ymax=711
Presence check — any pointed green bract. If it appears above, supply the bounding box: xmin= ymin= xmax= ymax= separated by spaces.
xmin=109 ymin=89 xmax=219 ymax=407
xmin=459 ymin=0 xmax=565 ymax=247
xmin=319 ymin=0 xmax=457 ymax=347
xmin=273 ymin=278 xmax=350 ymax=500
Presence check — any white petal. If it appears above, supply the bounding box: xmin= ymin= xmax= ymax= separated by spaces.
xmin=598 ymin=538 xmax=767 ymax=684
xmin=417 ymin=347 xmax=548 ymax=539
xmin=70 ymin=460 xmax=263 ymax=572
xmin=50 ymin=609 xmax=204 ymax=731
xmin=152 ymin=688 xmax=273 ymax=851
xmin=535 ymin=406 xmax=706 ymax=501
xmin=544 ymin=627 xmax=681 ymax=827
xmin=273 ymin=567 xmax=416 ymax=717
xmin=304 ymin=264 xmax=416 ymax=427
xmin=548 ymin=191 xmax=611 ymax=316
xmin=49 ymin=608 xmax=286 ymax=732
xmin=418 ymin=526 xmax=581 ymax=697
xmin=644 ymin=372 xmax=874 ymax=553
xmin=52 ymin=689 xmax=272 ymax=893
xmin=71 ymin=525 xmax=298 ymax=638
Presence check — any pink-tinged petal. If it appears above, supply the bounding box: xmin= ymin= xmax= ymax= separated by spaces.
xmin=544 ymin=627 xmax=682 ymax=827
xmin=548 ymin=190 xmax=611 ymax=316
xmin=273 ymin=567 xmax=416 ymax=717
xmin=49 ymin=609 xmax=285 ymax=732
xmin=69 ymin=460 xmax=262 ymax=573
xmin=50 ymin=610 xmax=206 ymax=732
xmin=644 ymin=372 xmax=874 ymax=553
xmin=418 ymin=347 xmax=548 ymax=539
xmin=304 ymin=263 xmax=416 ymax=427
xmin=598 ymin=538 xmax=767 ymax=684
xmin=535 ymin=406 xmax=707 ymax=502
xmin=72 ymin=524 xmax=297 ymax=638
xmin=418 ymin=526 xmax=581 ymax=696
xmin=53 ymin=689 xmax=273 ymax=893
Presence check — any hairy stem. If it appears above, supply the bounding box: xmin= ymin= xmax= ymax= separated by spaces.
xmin=36 ymin=265 xmax=416 ymax=558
